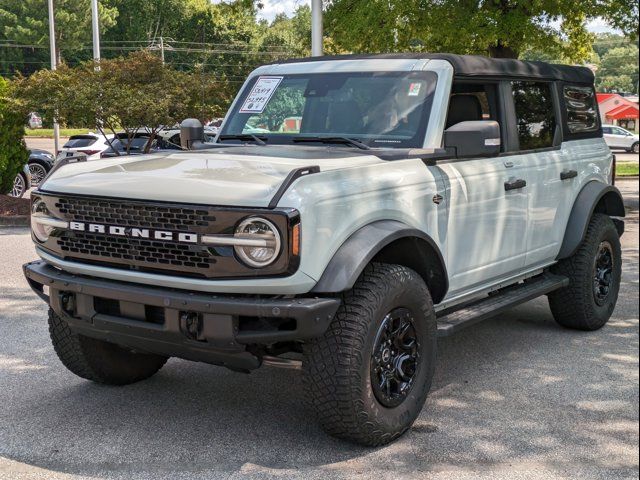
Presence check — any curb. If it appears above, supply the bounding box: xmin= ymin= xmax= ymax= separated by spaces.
xmin=0 ymin=215 xmax=30 ymax=227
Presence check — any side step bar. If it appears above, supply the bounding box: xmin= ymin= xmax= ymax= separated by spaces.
xmin=436 ymin=273 xmax=569 ymax=337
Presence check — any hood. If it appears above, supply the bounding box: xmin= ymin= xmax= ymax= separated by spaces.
xmin=40 ymin=146 xmax=383 ymax=207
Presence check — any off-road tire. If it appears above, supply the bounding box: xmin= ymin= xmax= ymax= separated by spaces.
xmin=48 ymin=308 xmax=168 ymax=385
xmin=548 ymin=214 xmax=621 ymax=331
xmin=303 ymin=263 xmax=437 ymax=446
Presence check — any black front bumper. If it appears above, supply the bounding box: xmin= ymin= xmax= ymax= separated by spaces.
xmin=24 ymin=261 xmax=340 ymax=371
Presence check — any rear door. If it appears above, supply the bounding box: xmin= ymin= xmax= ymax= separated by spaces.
xmin=509 ymin=81 xmax=577 ymax=267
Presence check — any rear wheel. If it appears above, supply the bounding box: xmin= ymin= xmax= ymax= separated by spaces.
xmin=303 ymin=263 xmax=437 ymax=446
xmin=548 ymin=214 xmax=622 ymax=330
xmin=48 ymin=309 xmax=168 ymax=385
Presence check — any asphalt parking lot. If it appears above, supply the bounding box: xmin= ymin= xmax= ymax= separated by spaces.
xmin=0 ymin=208 xmax=638 ymax=479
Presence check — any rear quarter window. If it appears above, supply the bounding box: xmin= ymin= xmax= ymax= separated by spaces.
xmin=563 ymin=85 xmax=599 ymax=134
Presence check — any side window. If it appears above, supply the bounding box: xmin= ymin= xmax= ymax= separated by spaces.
xmin=563 ymin=85 xmax=598 ymax=133
xmin=511 ymin=81 xmax=556 ymax=150
xmin=446 ymin=82 xmax=500 ymax=128
xmin=602 ymin=126 xmax=612 ymax=134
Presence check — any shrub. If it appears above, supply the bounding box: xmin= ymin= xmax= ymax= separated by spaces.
xmin=0 ymin=77 xmax=29 ymax=195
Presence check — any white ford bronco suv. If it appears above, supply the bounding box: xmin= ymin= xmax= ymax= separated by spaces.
xmin=24 ymin=54 xmax=625 ymax=446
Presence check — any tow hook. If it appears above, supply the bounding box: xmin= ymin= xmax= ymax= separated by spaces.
xmin=60 ymin=292 xmax=75 ymax=315
xmin=180 ymin=311 xmax=204 ymax=341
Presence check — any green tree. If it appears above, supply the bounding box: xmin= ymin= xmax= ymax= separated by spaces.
xmin=597 ymin=45 xmax=639 ymax=93
xmin=324 ymin=0 xmax=639 ymax=61
xmin=12 ymin=51 xmax=226 ymax=152
xmin=0 ymin=0 xmax=118 ymax=67
xmin=0 ymin=77 xmax=29 ymax=195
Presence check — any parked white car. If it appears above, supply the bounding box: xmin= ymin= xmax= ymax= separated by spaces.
xmin=25 ymin=53 xmax=625 ymax=447
xmin=56 ymin=133 xmax=114 ymax=161
xmin=27 ymin=112 xmax=43 ymax=129
xmin=603 ymin=124 xmax=639 ymax=153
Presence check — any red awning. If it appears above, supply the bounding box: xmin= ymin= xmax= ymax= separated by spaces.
xmin=596 ymin=93 xmax=617 ymax=103
xmin=606 ymin=104 xmax=639 ymax=120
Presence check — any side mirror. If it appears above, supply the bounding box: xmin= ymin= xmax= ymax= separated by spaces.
xmin=180 ymin=118 xmax=205 ymax=150
xmin=444 ymin=120 xmax=501 ymax=158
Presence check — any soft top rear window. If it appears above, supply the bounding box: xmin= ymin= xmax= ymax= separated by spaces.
xmin=563 ymin=85 xmax=599 ymax=134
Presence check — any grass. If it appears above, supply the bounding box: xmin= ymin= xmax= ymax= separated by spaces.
xmin=25 ymin=128 xmax=92 ymax=138
xmin=616 ymin=162 xmax=639 ymax=177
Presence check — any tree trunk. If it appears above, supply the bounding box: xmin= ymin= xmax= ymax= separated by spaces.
xmin=489 ymin=41 xmax=518 ymax=59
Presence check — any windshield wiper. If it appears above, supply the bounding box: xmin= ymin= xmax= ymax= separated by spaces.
xmin=292 ymin=136 xmax=371 ymax=150
xmin=218 ymin=134 xmax=267 ymax=146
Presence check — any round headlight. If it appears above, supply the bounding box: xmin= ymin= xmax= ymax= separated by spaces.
xmin=31 ymin=198 xmax=53 ymax=242
xmin=234 ymin=217 xmax=281 ymax=268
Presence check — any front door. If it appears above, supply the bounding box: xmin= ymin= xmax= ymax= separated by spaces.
xmin=439 ymin=156 xmax=529 ymax=297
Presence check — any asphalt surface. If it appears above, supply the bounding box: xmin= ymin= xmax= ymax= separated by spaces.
xmin=0 ymin=208 xmax=638 ymax=479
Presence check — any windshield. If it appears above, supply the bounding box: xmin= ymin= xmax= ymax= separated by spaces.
xmin=220 ymin=71 xmax=437 ymax=148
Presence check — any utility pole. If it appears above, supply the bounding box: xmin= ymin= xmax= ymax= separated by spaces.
xmin=47 ymin=0 xmax=60 ymax=155
xmin=91 ymin=0 xmax=100 ymax=64
xmin=311 ymin=0 xmax=323 ymax=56
xmin=160 ymin=36 xmax=165 ymax=65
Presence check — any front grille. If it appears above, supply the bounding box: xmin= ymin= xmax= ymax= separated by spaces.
xmin=40 ymin=194 xmax=296 ymax=279
xmin=55 ymin=197 xmax=216 ymax=232
xmin=58 ymin=232 xmax=213 ymax=271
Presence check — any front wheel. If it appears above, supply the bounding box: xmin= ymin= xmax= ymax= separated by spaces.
xmin=548 ymin=214 xmax=622 ymax=330
xmin=10 ymin=172 xmax=27 ymax=198
xmin=632 ymin=142 xmax=639 ymax=154
xmin=303 ymin=263 xmax=437 ymax=446
xmin=28 ymin=160 xmax=50 ymax=186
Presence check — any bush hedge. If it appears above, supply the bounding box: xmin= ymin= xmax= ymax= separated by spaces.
xmin=0 ymin=77 xmax=29 ymax=195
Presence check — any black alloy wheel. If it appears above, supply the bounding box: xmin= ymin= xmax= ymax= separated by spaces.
xmin=593 ymin=241 xmax=614 ymax=306
xmin=370 ymin=307 xmax=420 ymax=408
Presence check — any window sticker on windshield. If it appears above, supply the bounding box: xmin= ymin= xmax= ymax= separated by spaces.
xmin=408 ymin=82 xmax=422 ymax=96
xmin=239 ymin=76 xmax=283 ymax=114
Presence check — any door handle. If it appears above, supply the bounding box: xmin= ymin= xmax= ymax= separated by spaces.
xmin=504 ymin=178 xmax=527 ymax=191
xmin=560 ymin=169 xmax=578 ymax=180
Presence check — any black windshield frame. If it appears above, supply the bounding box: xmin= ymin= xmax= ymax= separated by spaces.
xmin=219 ymin=71 xmax=438 ymax=149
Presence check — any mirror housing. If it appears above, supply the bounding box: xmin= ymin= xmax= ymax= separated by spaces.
xmin=444 ymin=120 xmax=501 ymax=158
xmin=180 ymin=118 xmax=205 ymax=150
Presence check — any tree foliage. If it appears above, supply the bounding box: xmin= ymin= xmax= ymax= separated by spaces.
xmin=0 ymin=0 xmax=118 ymax=68
xmin=595 ymin=35 xmax=639 ymax=93
xmin=0 ymin=77 xmax=29 ymax=195
xmin=324 ymin=0 xmax=639 ymax=60
xmin=11 ymin=51 xmax=229 ymax=153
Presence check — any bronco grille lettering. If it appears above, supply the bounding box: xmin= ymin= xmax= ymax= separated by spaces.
xmin=67 ymin=221 xmax=198 ymax=243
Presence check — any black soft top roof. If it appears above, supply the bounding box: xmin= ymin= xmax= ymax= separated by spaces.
xmin=273 ymin=53 xmax=594 ymax=84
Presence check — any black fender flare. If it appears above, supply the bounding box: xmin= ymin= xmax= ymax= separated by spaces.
xmin=311 ymin=220 xmax=448 ymax=295
xmin=557 ymin=181 xmax=625 ymax=260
